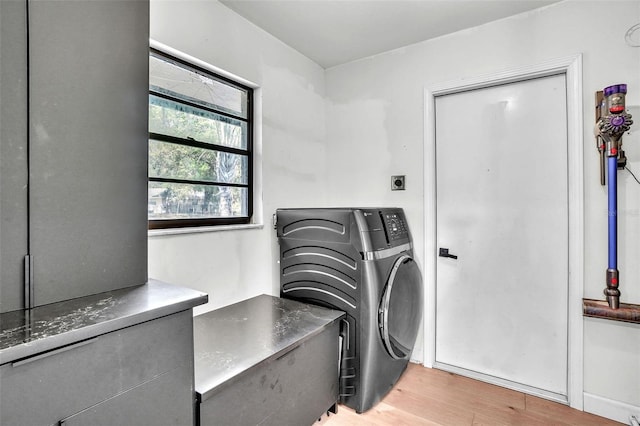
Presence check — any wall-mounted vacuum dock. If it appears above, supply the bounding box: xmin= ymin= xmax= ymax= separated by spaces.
xmin=595 ymin=84 xmax=634 ymax=309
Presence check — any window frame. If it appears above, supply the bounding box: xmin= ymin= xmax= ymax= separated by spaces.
xmin=148 ymin=47 xmax=254 ymax=230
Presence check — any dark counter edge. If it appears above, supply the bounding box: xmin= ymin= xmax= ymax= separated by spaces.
xmin=196 ymin=296 xmax=345 ymax=402
xmin=0 ymin=279 xmax=208 ymax=365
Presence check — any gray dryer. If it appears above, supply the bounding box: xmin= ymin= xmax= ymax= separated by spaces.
xmin=275 ymin=207 xmax=423 ymax=413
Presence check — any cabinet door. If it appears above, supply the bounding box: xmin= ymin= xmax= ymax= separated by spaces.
xmin=28 ymin=0 xmax=149 ymax=306
xmin=0 ymin=310 xmax=193 ymax=426
xmin=0 ymin=0 xmax=29 ymax=313
xmin=199 ymin=321 xmax=340 ymax=426
xmin=60 ymin=367 xmax=194 ymax=426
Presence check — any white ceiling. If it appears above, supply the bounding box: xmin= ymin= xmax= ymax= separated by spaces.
xmin=220 ymin=0 xmax=561 ymax=69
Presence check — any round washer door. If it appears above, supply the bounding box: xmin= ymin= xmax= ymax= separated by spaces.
xmin=379 ymin=254 xmax=423 ymax=359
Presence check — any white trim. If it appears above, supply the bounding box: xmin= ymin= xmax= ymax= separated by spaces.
xmin=423 ymin=85 xmax=437 ymax=370
xmin=423 ymin=54 xmax=584 ymax=409
xmin=150 ymin=39 xmax=258 ymax=89
xmin=584 ymin=392 xmax=640 ymax=424
xmin=148 ymin=223 xmax=264 ymax=237
xmin=252 ymin=87 xmax=264 ymax=230
xmin=565 ymin=54 xmax=585 ymax=412
xmin=437 ymin=362 xmax=568 ymax=404
xmin=425 ymin=55 xmax=582 ymax=96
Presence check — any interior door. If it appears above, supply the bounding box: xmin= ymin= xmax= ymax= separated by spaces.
xmin=434 ymin=74 xmax=568 ymax=399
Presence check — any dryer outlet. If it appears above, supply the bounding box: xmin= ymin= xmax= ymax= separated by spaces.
xmin=391 ymin=175 xmax=405 ymax=191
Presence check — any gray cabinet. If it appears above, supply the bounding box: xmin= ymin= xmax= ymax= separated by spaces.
xmin=0 ymin=286 xmax=205 ymax=426
xmin=198 ymin=322 xmax=341 ymax=426
xmin=1 ymin=311 xmax=191 ymax=425
xmin=60 ymin=367 xmax=193 ymax=426
xmin=0 ymin=0 xmax=149 ymax=312
xmin=0 ymin=0 xmax=29 ymax=313
xmin=0 ymin=3 xmax=200 ymax=424
xmin=194 ymin=295 xmax=344 ymax=426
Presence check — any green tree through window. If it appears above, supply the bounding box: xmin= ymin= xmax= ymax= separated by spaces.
xmin=148 ymin=49 xmax=252 ymax=229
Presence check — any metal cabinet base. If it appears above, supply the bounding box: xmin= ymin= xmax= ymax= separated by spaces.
xmin=194 ymin=295 xmax=344 ymax=426
xmin=61 ymin=367 xmax=193 ymax=426
xmin=1 ymin=310 xmax=195 ymax=426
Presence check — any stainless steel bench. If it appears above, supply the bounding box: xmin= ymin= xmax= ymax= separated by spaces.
xmin=193 ymin=294 xmax=344 ymax=426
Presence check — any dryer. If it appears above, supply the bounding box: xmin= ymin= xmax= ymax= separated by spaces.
xmin=275 ymin=208 xmax=423 ymax=413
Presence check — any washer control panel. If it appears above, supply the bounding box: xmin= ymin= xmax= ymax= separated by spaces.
xmin=383 ymin=211 xmax=409 ymax=241
xmin=358 ymin=208 xmax=411 ymax=250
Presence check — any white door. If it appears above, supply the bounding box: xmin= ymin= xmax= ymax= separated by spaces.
xmin=434 ymin=74 xmax=568 ymax=400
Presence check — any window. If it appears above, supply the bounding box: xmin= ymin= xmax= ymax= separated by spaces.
xmin=148 ymin=48 xmax=253 ymax=229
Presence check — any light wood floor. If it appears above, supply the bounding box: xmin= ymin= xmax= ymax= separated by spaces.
xmin=317 ymin=363 xmax=622 ymax=425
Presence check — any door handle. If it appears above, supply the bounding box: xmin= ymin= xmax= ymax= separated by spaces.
xmin=439 ymin=248 xmax=458 ymax=259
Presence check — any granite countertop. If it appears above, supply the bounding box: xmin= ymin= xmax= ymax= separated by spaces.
xmin=193 ymin=294 xmax=345 ymax=402
xmin=0 ymin=279 xmax=208 ymax=365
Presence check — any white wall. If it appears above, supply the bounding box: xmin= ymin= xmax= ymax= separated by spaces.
xmin=148 ymin=0 xmax=328 ymax=314
xmin=324 ymin=0 xmax=640 ymax=420
xmin=150 ymin=0 xmax=640 ymax=420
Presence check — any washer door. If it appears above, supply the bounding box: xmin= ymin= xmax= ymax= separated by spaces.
xmin=379 ymin=254 xmax=423 ymax=359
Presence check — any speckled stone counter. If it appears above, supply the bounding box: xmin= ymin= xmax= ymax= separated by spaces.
xmin=0 ymin=279 xmax=208 ymax=365
xmin=194 ymin=294 xmax=345 ymax=426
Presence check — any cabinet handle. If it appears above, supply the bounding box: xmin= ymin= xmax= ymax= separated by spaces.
xmin=275 ymin=344 xmax=300 ymax=361
xmin=11 ymin=338 xmax=98 ymax=368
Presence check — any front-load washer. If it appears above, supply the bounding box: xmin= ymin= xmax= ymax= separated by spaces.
xmin=275 ymin=208 xmax=423 ymax=413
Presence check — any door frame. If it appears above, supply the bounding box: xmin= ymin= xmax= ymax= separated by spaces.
xmin=423 ymin=54 xmax=584 ymax=409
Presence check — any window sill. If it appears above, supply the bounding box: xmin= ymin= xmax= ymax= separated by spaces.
xmin=148 ymin=222 xmax=264 ymax=237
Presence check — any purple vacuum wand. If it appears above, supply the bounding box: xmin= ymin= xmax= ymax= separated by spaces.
xmin=597 ymin=84 xmax=633 ymax=309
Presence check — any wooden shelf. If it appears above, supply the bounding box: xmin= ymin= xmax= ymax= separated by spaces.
xmin=583 ymin=299 xmax=640 ymax=324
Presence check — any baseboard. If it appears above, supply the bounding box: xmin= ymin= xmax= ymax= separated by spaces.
xmin=584 ymin=392 xmax=640 ymax=424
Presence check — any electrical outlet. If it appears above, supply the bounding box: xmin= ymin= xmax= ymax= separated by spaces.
xmin=391 ymin=175 xmax=405 ymax=190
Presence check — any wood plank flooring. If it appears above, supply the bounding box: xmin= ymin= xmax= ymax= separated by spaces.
xmin=317 ymin=363 xmax=622 ymax=425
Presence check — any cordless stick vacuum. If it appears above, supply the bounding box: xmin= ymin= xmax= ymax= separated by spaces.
xmin=596 ymin=84 xmax=633 ymax=309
